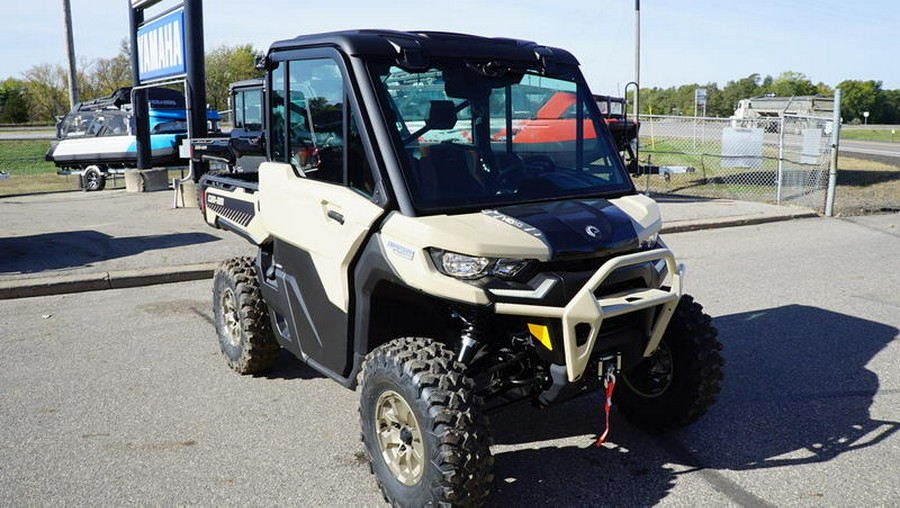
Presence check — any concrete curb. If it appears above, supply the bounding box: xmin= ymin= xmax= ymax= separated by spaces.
xmin=660 ymin=211 xmax=819 ymax=234
xmin=0 ymin=211 xmax=819 ymax=300
xmin=0 ymin=262 xmax=220 ymax=300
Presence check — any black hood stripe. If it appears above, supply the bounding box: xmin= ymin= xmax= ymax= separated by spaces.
xmin=487 ymin=199 xmax=639 ymax=261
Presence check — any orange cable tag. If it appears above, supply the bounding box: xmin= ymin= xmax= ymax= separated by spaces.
xmin=595 ymin=369 xmax=616 ymax=447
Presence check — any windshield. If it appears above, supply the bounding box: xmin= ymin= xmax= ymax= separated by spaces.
xmin=370 ymin=62 xmax=632 ymax=212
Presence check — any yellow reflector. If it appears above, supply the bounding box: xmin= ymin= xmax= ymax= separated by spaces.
xmin=527 ymin=323 xmax=553 ymax=351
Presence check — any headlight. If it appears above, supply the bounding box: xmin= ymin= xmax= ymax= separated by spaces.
xmin=428 ymin=249 xmax=531 ymax=280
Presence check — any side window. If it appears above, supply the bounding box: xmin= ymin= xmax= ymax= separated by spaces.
xmin=288 ymin=58 xmax=344 ymax=184
xmin=61 ymin=112 xmax=94 ymax=138
xmin=87 ymin=115 xmax=106 ymax=136
xmin=101 ymin=112 xmax=128 ymax=136
xmin=235 ymin=89 xmax=263 ymax=131
xmin=269 ymin=54 xmax=378 ymax=195
xmin=234 ymin=91 xmax=245 ymax=128
xmin=244 ymin=89 xmax=263 ymax=131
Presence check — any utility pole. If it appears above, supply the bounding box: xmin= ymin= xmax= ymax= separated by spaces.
xmin=61 ymin=0 xmax=79 ymax=108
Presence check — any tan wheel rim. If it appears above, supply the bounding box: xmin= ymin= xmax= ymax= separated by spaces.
xmin=221 ymin=287 xmax=241 ymax=347
xmin=375 ymin=390 xmax=425 ymax=485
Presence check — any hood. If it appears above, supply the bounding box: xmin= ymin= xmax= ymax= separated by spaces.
xmin=488 ymin=199 xmax=640 ymax=261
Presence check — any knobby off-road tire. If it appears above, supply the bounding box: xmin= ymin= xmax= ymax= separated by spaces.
xmin=359 ymin=337 xmax=494 ymax=506
xmin=615 ymin=294 xmax=724 ymax=432
xmin=212 ymin=256 xmax=279 ymax=374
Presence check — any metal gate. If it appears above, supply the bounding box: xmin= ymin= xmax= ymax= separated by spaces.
xmin=635 ymin=114 xmax=836 ymax=212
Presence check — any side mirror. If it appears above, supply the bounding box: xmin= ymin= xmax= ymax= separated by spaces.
xmin=254 ymin=53 xmax=272 ymax=70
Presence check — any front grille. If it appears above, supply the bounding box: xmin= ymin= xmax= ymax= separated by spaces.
xmin=533 ymin=255 xmax=613 ymax=274
xmin=595 ymin=277 xmax=647 ymax=298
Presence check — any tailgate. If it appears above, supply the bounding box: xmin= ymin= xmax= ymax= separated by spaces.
xmin=200 ymin=175 xmax=270 ymax=245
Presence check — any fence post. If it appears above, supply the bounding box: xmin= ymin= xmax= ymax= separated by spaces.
xmin=824 ymin=89 xmax=842 ymax=217
xmin=776 ymin=116 xmax=785 ymax=204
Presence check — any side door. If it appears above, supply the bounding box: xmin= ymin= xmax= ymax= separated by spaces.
xmin=259 ymin=50 xmax=385 ymax=377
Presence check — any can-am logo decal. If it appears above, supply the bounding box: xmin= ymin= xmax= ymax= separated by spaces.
xmin=585 ymin=225 xmax=601 ymax=239
xmin=387 ymin=241 xmax=415 ymax=261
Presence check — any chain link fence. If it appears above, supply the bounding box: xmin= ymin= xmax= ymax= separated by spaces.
xmin=0 ymin=133 xmax=132 ymax=194
xmin=0 ymin=134 xmax=84 ymax=195
xmin=634 ymin=114 xmax=836 ymax=212
xmin=1 ymin=117 xmax=842 ymax=209
xmin=0 ymin=136 xmax=53 ymax=173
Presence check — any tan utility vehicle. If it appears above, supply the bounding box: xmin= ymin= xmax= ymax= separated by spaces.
xmin=198 ymin=30 xmax=723 ymax=506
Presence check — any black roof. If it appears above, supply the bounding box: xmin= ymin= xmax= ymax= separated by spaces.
xmin=229 ymin=78 xmax=264 ymax=91
xmin=268 ymin=29 xmax=579 ymax=68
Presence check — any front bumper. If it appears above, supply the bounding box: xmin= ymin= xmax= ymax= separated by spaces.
xmin=492 ymin=248 xmax=683 ymax=382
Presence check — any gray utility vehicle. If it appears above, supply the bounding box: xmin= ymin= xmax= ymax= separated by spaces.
xmin=198 ymin=29 xmax=723 ymax=506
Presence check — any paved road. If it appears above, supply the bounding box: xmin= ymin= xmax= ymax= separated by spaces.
xmin=840 ymin=138 xmax=900 ymax=159
xmin=0 ymin=129 xmax=55 ymax=140
xmin=640 ymin=119 xmax=900 ymax=161
xmin=1 ymin=214 xmax=898 ymax=505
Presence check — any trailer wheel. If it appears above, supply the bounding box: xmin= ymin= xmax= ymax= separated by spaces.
xmin=212 ymin=256 xmax=279 ymax=374
xmin=359 ymin=337 xmax=493 ymax=506
xmin=615 ymin=294 xmax=724 ymax=431
xmin=82 ymin=166 xmax=106 ymax=192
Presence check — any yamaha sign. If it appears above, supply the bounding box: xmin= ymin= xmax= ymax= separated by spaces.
xmin=137 ymin=7 xmax=186 ymax=82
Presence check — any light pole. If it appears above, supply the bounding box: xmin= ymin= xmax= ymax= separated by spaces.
xmin=863 ymin=111 xmax=869 ymax=125
xmin=634 ymin=0 xmax=640 ymax=119
xmin=61 ymin=0 xmax=79 ymax=108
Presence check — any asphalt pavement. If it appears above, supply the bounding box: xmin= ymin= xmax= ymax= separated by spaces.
xmin=840 ymin=138 xmax=900 ymax=159
xmin=0 ymin=189 xmax=255 ymax=299
xmin=0 ymin=188 xmax=819 ymax=299
xmin=1 ymin=214 xmax=897 ymax=505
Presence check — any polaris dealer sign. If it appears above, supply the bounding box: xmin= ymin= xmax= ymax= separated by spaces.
xmin=137 ymin=7 xmax=186 ymax=82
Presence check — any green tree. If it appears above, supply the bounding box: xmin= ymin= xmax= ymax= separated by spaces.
xmin=879 ymin=89 xmax=900 ymax=124
xmin=837 ymin=79 xmax=881 ymax=122
xmin=815 ymin=82 xmax=833 ymax=96
xmin=719 ymin=73 xmax=762 ymax=115
xmin=770 ymin=71 xmax=818 ymax=97
xmin=636 ymin=82 xmax=723 ymax=118
xmin=79 ymin=39 xmax=132 ymax=100
xmin=0 ymin=78 xmax=30 ymax=123
xmin=23 ymin=63 xmax=70 ymax=122
xmin=205 ymin=43 xmax=264 ymax=113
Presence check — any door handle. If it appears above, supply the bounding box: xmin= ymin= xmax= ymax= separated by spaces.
xmin=327 ymin=209 xmax=345 ymax=225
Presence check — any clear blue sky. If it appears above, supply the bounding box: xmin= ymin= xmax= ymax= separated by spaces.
xmin=3 ymin=0 xmax=898 ymax=95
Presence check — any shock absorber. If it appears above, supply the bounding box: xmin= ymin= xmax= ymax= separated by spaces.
xmin=453 ymin=308 xmax=487 ymax=364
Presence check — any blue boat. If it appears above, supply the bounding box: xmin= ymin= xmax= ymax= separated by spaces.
xmin=46 ymin=87 xmax=220 ymax=190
